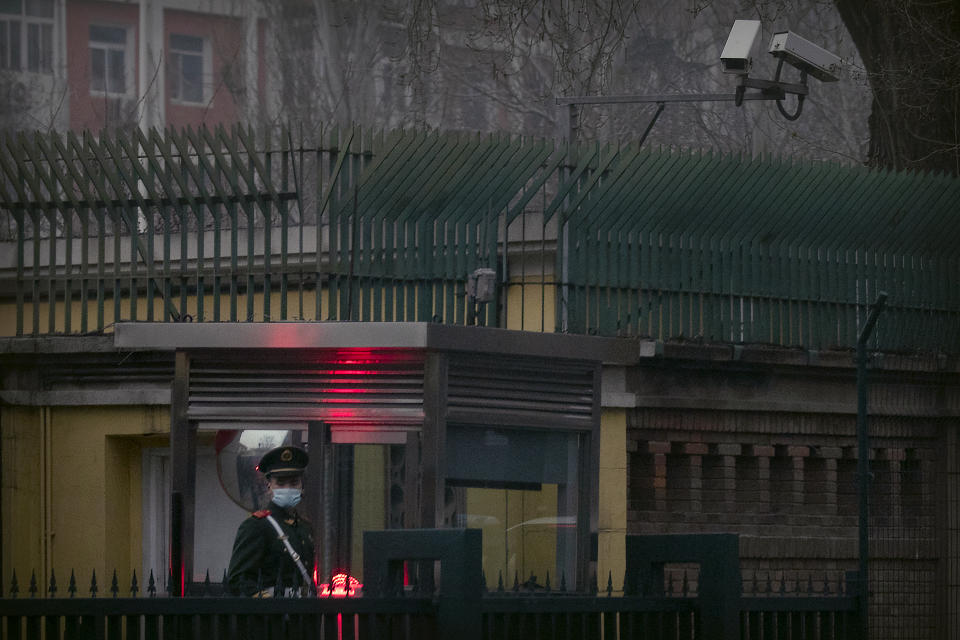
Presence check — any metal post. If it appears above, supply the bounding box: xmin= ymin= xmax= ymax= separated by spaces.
xmin=568 ymin=103 xmax=579 ymax=144
xmin=856 ymin=291 xmax=887 ymax=639
xmin=0 ymin=421 xmax=3 ymax=596
xmin=170 ymin=491 xmax=183 ymax=597
xmin=363 ymin=529 xmax=482 ymax=640
xmin=307 ymin=422 xmax=325 ymax=583
xmin=170 ymin=351 xmax=195 ymax=596
xmin=560 ymin=103 xmax=579 ymax=333
xmin=625 ymin=534 xmax=741 ymax=640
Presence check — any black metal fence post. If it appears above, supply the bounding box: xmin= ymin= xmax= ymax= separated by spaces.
xmin=363 ymin=528 xmax=482 ymax=640
xmin=171 ymin=491 xmax=183 ymax=598
xmin=626 ymin=533 xmax=741 ymax=640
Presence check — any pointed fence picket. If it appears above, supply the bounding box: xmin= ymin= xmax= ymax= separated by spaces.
xmin=2 ymin=540 xmax=859 ymax=640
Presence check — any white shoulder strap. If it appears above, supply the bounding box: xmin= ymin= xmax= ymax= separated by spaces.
xmin=264 ymin=514 xmax=316 ymax=593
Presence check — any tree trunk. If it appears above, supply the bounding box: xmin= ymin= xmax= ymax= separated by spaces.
xmin=835 ymin=0 xmax=960 ymax=175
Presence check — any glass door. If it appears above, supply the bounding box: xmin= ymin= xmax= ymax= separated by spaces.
xmin=444 ymin=426 xmax=584 ymax=591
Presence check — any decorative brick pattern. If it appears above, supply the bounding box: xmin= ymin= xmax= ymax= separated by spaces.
xmin=626 ymin=408 xmax=946 ymax=639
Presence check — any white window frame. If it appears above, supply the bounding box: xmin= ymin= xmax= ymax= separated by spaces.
xmin=168 ymin=32 xmax=210 ymax=105
xmin=88 ymin=23 xmax=133 ymax=98
xmin=0 ymin=0 xmax=54 ymax=74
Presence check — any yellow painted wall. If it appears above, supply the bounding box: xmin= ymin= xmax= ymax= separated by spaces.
xmin=1 ymin=406 xmax=45 ymax=585
xmin=597 ymin=409 xmax=627 ymax=594
xmin=0 ymin=301 xmax=15 ymax=337
xmin=1 ymin=404 xmax=169 ymax=589
xmin=505 ymin=279 xmax=556 ymax=332
xmin=1 ymin=277 xmax=560 ymax=337
xmin=0 ymin=289 xmax=333 ymax=337
xmin=52 ymin=406 xmax=169 ymax=585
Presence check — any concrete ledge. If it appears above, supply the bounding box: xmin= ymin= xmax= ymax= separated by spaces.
xmin=602 ymin=391 xmax=638 ymax=408
xmin=0 ymin=335 xmax=115 ymax=353
xmin=113 ymin=321 xmax=640 ymax=364
xmin=0 ymin=388 xmax=171 ymax=406
xmin=3 ymin=330 xmax=956 ymax=375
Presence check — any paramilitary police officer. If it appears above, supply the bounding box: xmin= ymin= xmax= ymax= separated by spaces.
xmin=226 ymin=445 xmax=316 ymax=596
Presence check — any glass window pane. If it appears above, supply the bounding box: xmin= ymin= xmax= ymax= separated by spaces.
xmin=446 ymin=427 xmax=577 ymax=486
xmin=89 ymin=24 xmax=126 ymax=44
xmin=39 ymin=20 xmax=49 ymax=72
xmin=456 ymin=484 xmax=573 ymax=589
xmin=108 ymin=48 xmax=124 ymax=93
xmin=26 ymin=19 xmax=36 ymax=71
xmin=90 ymin=47 xmax=105 ymax=92
xmin=9 ymin=18 xmax=19 ymax=69
xmin=25 ymin=0 xmax=52 ymax=18
xmin=167 ymin=51 xmax=180 ymax=98
xmin=0 ymin=22 xmax=8 ymax=69
xmin=0 ymin=0 xmax=22 ymax=15
xmin=445 ymin=426 xmax=581 ymax=590
xmin=170 ymin=33 xmax=202 ymax=52
xmin=181 ymin=52 xmax=202 ymax=102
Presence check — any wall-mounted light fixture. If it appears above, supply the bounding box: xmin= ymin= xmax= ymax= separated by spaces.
xmin=467 ymin=268 xmax=496 ymax=304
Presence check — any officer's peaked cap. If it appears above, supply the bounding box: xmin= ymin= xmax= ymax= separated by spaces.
xmin=257 ymin=445 xmax=308 ymax=477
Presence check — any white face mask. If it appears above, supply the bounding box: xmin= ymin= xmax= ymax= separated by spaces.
xmin=272 ymin=488 xmax=302 ymax=509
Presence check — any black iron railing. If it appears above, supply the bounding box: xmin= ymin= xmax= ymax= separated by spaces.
xmin=0 ymin=531 xmax=860 ymax=640
xmin=2 ymin=596 xmax=435 ymax=640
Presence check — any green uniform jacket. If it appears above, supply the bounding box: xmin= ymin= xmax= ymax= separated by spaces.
xmin=226 ymin=503 xmax=315 ymax=596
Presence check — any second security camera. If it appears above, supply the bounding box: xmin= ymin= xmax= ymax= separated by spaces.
xmin=769 ymin=31 xmax=841 ymax=82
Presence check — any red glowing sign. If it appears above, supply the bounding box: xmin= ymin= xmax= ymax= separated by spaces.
xmin=318 ymin=572 xmax=362 ymax=598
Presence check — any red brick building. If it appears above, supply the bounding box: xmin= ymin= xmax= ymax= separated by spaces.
xmin=2 ymin=0 xmax=259 ymax=132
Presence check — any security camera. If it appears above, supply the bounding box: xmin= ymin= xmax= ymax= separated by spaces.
xmin=768 ymin=31 xmax=841 ymax=82
xmin=720 ymin=20 xmax=761 ymax=75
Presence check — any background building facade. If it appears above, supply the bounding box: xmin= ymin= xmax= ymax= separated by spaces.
xmin=0 ymin=1 xmax=957 ymax=637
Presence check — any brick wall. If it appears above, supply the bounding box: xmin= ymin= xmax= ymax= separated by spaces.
xmin=626 ymin=407 xmax=944 ymax=638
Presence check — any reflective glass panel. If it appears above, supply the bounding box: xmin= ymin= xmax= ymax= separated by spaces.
xmin=89 ymin=24 xmax=126 ymax=44
xmin=25 ymin=0 xmax=51 ymax=18
xmin=180 ymin=52 xmax=202 ymax=102
xmin=445 ymin=426 xmax=581 ymax=590
xmin=107 ymin=48 xmax=124 ymax=93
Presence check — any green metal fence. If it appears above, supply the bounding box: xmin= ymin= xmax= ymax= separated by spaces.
xmin=561 ymin=145 xmax=960 ymax=350
xmin=1 ymin=125 xmax=958 ymax=354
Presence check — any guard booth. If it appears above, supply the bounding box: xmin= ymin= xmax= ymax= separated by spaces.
xmin=115 ymin=322 xmax=626 ymax=594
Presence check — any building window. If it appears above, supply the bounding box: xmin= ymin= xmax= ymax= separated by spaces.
xmin=0 ymin=0 xmax=54 ymax=74
xmin=89 ymin=25 xmax=131 ymax=96
xmin=445 ymin=426 xmax=584 ymax=590
xmin=168 ymin=33 xmax=206 ymax=104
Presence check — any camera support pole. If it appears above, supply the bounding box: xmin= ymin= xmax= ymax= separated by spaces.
xmin=558 ymin=74 xmax=809 ymax=144
xmin=555 ymin=78 xmax=808 ymax=332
